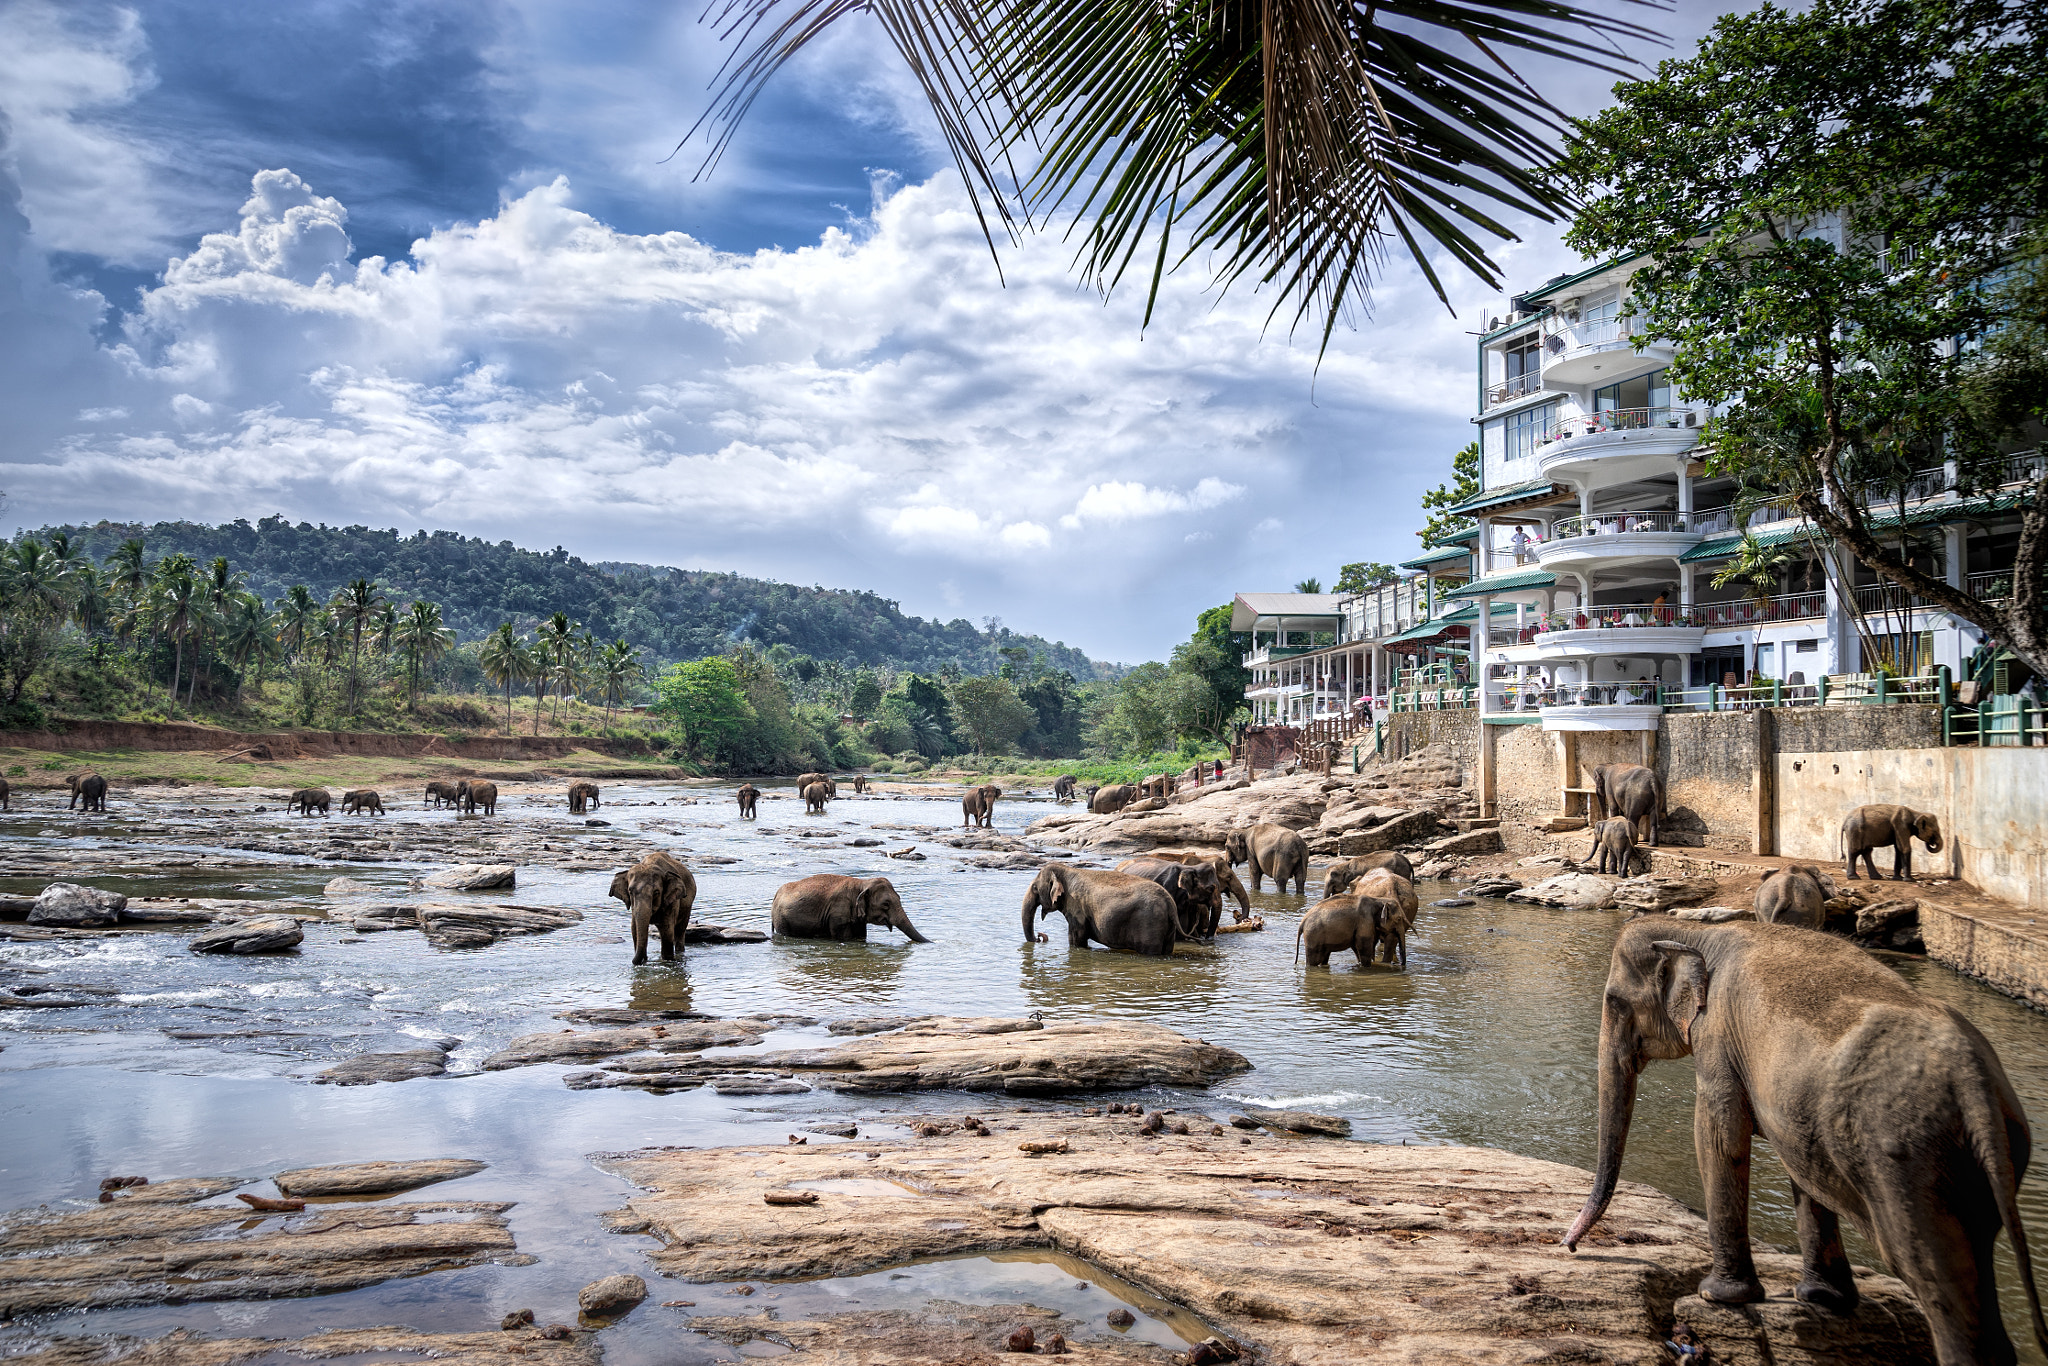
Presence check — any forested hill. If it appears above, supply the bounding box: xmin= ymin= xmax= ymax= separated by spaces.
xmin=37 ymin=517 xmax=1110 ymax=678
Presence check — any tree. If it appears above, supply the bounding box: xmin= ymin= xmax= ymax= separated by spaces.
xmin=947 ymin=674 xmax=1035 ymax=757
xmin=848 ymin=672 xmax=883 ymax=719
xmin=395 ymin=600 xmax=456 ymax=707
xmin=0 ymin=540 xmax=74 ymax=705
xmin=150 ymin=554 xmax=200 ymax=708
xmin=1710 ymin=530 xmax=1800 ymax=666
xmin=1335 ymin=562 xmax=1398 ymax=595
xmin=330 ymin=578 xmax=386 ymax=713
xmin=1559 ymin=0 xmax=2048 ymax=677
xmin=598 ymin=638 xmax=644 ymax=726
xmin=1292 ymin=578 xmax=1322 ymax=595
xmin=1419 ymin=441 xmax=1482 ymax=548
xmin=478 ymin=623 xmax=532 ymax=734
xmin=704 ymin=0 xmax=1651 ymax=352
xmin=220 ymin=592 xmax=279 ymax=703
xmin=276 ymin=585 xmax=319 ymax=661
xmin=655 ymin=657 xmax=756 ymax=760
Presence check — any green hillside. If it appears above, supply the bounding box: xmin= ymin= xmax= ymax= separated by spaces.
xmin=34 ymin=517 xmax=1110 ymax=678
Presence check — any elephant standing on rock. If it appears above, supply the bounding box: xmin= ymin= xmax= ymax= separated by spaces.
xmin=1756 ymin=865 xmax=1831 ymax=928
xmin=341 ymin=789 xmax=384 ymax=815
xmin=68 ymin=773 xmax=108 ymax=812
xmin=1323 ymin=851 xmax=1415 ymax=897
xmin=736 ymin=783 xmax=759 ymax=818
xmin=1585 ymin=818 xmax=1637 ymax=876
xmin=1593 ymin=762 xmax=1665 ymax=846
xmin=1089 ymin=783 xmax=1140 ymax=815
xmin=1022 ymin=864 xmax=1176 ymax=956
xmin=289 ymin=787 xmax=330 ymax=817
xmin=461 ymin=781 xmax=498 ymax=815
xmin=609 ymin=851 xmax=697 ymax=964
xmin=962 ymin=784 xmax=1001 ymax=828
xmin=567 ymin=782 xmax=600 ymax=814
xmin=803 ymin=782 xmax=832 ymax=814
xmin=424 ymin=781 xmax=460 ymax=808
xmin=1296 ymin=894 xmax=1395 ymax=968
xmin=1567 ymin=918 xmax=2048 ymax=1366
xmin=1226 ymin=824 xmax=1309 ymax=894
xmin=772 ymin=875 xmax=929 ymax=942
xmin=1052 ymin=774 xmax=1077 ymax=803
xmin=1843 ymin=804 xmax=1943 ymax=881
xmin=1116 ymin=858 xmax=1222 ymax=939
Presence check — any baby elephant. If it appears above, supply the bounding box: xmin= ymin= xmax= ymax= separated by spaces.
xmin=1323 ymin=851 xmax=1415 ymax=897
xmin=1756 ymin=864 xmax=1831 ymax=929
xmin=340 ymin=789 xmax=384 ymax=816
xmin=1842 ymin=803 xmax=1943 ymax=881
xmin=567 ymin=781 xmax=600 ymax=814
xmin=736 ymin=782 xmax=760 ymax=818
xmin=289 ymin=787 xmax=331 ymax=817
xmin=1585 ymin=818 xmax=1637 ymax=876
xmin=1296 ymin=894 xmax=1395 ymax=968
xmin=424 ymin=780 xmax=461 ymax=808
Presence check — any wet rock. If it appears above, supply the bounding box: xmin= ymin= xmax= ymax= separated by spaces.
xmin=0 ymin=1179 xmax=513 ymax=1314
xmin=685 ymin=923 xmax=769 ymax=944
xmin=1432 ymin=897 xmax=1475 ymax=907
xmin=1611 ymin=874 xmax=1717 ymax=913
xmin=1672 ymin=905 xmax=1754 ymax=923
xmin=1105 ymin=1309 xmax=1136 ymax=1328
xmin=235 ymin=1193 xmax=306 ymax=1211
xmin=1507 ymin=873 xmax=1619 ymax=910
xmin=577 ymin=1273 xmax=647 ymax=1314
xmin=423 ymin=863 xmax=517 ymax=891
xmin=315 ymin=1039 xmax=454 ymax=1085
xmin=1856 ymin=897 xmax=1921 ymax=940
xmin=1332 ymin=809 xmax=1436 ymax=855
xmin=502 ymin=1309 xmax=536 ymax=1329
xmin=598 ymin=1114 xmax=1934 ymax=1364
xmin=29 ymin=883 xmax=126 ymax=927
xmin=1240 ymin=1108 xmax=1350 ymax=1137
xmin=828 ymin=1015 xmax=932 ymax=1035
xmin=323 ymin=876 xmax=384 ymax=897
xmin=418 ymin=901 xmax=581 ymax=948
xmin=6 ymin=1325 xmax=599 ymax=1366
xmin=1005 ymin=1325 xmax=1036 ymax=1352
xmin=188 ymin=916 xmax=304 ymax=954
xmin=1425 ymin=828 xmax=1503 ymax=857
xmin=272 ymin=1157 xmax=487 ymax=1196
xmin=803 ymin=1122 xmax=860 ymax=1138
xmin=1464 ymin=875 xmax=1521 ymax=898
xmin=484 ymin=1019 xmax=772 ymax=1070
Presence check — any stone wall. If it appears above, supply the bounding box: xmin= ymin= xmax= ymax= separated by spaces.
xmin=1380 ymin=711 xmax=1479 ymax=771
xmin=1657 ymin=713 xmax=1762 ymax=853
xmin=1770 ymin=704 xmax=1941 ymax=754
xmin=1491 ymin=725 xmax=1557 ymax=839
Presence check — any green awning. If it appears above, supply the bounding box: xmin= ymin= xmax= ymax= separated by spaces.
xmin=1679 ymin=524 xmax=1815 ymax=563
xmin=1680 ymin=492 xmax=2033 ymax=564
xmin=1385 ymin=618 xmax=1453 ymax=643
xmin=1398 ymin=545 xmax=1473 ymax=570
xmin=1442 ymin=478 xmax=1570 ymax=517
xmin=1441 ymin=569 xmax=1558 ymax=599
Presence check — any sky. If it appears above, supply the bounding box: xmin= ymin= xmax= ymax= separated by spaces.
xmin=0 ymin=0 xmax=1734 ymax=664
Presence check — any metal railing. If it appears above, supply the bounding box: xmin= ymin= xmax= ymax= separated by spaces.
xmin=1967 ymin=571 xmax=2015 ymax=602
xmin=1542 ymin=406 xmax=1698 ymax=444
xmin=1546 ymin=510 xmax=1698 ymax=539
xmin=1493 ymin=681 xmax=1674 ymax=710
xmin=1487 ymin=372 xmax=1542 ymax=406
xmin=1543 ymin=316 xmax=1630 ymax=353
xmin=1387 ymin=686 xmax=1478 ymax=713
xmin=1853 ymin=583 xmax=1933 ymax=615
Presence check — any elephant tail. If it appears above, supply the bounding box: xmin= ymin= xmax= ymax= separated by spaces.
xmin=1965 ymin=1080 xmax=2048 ymax=1356
xmin=1294 ymin=917 xmax=1304 ymax=963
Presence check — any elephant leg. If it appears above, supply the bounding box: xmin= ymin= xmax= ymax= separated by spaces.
xmin=658 ymin=912 xmax=680 ymax=960
xmin=1249 ymin=864 xmax=1264 ymax=892
xmin=1307 ymin=945 xmax=1330 ymax=967
xmin=1692 ymin=1083 xmax=1766 ymax=1304
xmin=631 ymin=911 xmax=651 ymax=966
xmin=1893 ymin=841 xmax=1911 ymax=880
xmin=1864 ymin=1177 xmax=2012 ymax=1366
xmin=1789 ymin=1180 xmax=1859 ymax=1315
xmin=1068 ymin=922 xmax=1088 ymax=948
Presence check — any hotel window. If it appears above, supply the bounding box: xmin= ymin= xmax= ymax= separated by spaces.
xmin=1592 ymin=369 xmax=1671 ymax=424
xmin=1505 ymin=401 xmax=1558 ymax=461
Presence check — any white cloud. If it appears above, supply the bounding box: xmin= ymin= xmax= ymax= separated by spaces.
xmin=1059 ymin=477 xmax=1245 ymax=529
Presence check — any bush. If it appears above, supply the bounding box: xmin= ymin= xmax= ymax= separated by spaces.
xmin=870 ymin=759 xmax=897 ymax=773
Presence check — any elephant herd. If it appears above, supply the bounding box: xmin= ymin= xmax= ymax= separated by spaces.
xmin=604 ymin=851 xmax=930 ymax=965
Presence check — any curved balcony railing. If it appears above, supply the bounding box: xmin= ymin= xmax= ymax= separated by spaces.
xmin=1546 ymin=510 xmax=1698 ymax=539
xmin=1510 ymin=593 xmax=1827 ymax=643
xmin=1542 ymin=407 xmax=1699 ymax=444
xmin=1494 ymin=681 xmax=1675 ymax=710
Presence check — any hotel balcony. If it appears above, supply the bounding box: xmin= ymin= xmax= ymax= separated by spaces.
xmin=1539 ymin=316 xmax=1675 ymax=385
xmin=1536 ymin=407 xmax=1707 ymax=484
xmin=1531 ymin=510 xmax=1704 ymax=572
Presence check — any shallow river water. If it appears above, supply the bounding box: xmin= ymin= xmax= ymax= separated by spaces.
xmin=3 ymin=780 xmax=2045 ymax=1361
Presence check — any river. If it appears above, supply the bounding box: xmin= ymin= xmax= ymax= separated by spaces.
xmin=2 ymin=779 xmax=2044 ymax=1362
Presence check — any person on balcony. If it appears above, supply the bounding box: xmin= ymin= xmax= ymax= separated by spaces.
xmin=1652 ymin=592 xmax=1668 ymax=623
xmin=1510 ymin=527 xmax=1532 ymax=563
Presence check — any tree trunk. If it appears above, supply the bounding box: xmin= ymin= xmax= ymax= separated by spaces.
xmin=171 ymin=637 xmax=184 ymax=709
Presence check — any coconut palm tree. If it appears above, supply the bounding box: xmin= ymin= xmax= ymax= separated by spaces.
xmin=107 ymin=538 xmax=149 ymax=610
xmin=534 ymin=612 xmax=578 ymax=726
xmin=371 ymin=600 xmax=399 ymax=657
xmin=149 ymin=555 xmax=201 ymax=708
xmin=478 ymin=623 xmax=532 ymax=735
xmin=598 ymin=638 xmax=643 ymax=727
xmin=395 ymin=600 xmax=455 ymax=707
xmin=220 ymin=592 xmax=279 ymax=704
xmin=276 ymin=585 xmax=319 ymax=661
xmin=701 ymin=0 xmax=1653 ymax=350
xmin=188 ymin=556 xmax=247 ymax=707
xmin=0 ymin=540 xmax=76 ymax=705
xmin=71 ymin=565 xmax=114 ymax=658
xmin=330 ymin=578 xmax=386 ymax=712
xmin=1711 ymin=530 xmax=1799 ymax=688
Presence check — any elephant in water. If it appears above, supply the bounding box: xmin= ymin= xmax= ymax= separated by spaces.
xmin=795 ymin=773 xmax=836 ymax=799
xmin=1756 ymin=864 xmax=1830 ymax=928
xmin=1296 ymin=894 xmax=1395 ymax=967
xmin=1347 ymin=868 xmax=1416 ymax=968
xmin=962 ymin=784 xmax=1000 ymax=828
xmin=0 ymin=776 xmax=8 ymax=811
xmin=1052 ymin=774 xmax=1077 ymax=803
xmin=1225 ymin=824 xmax=1309 ymax=894
xmin=1115 ymin=857 xmax=1221 ymax=939
xmin=289 ymin=787 xmax=331 ymax=817
xmin=341 ymin=789 xmax=384 ymax=815
xmin=609 ymin=851 xmax=697 ymax=964
xmin=1567 ymin=919 xmax=2048 ymax=1366
xmin=1585 ymin=817 xmax=1637 ymax=875
xmin=567 ymin=781 xmax=600 ymax=814
xmin=1592 ymin=762 xmax=1665 ymax=846
xmin=1154 ymin=851 xmax=1251 ymax=922
xmin=803 ymin=782 xmax=831 ymax=814
xmin=736 ymin=783 xmax=760 ymax=818
xmin=67 ymin=772 xmax=108 ymax=812
xmin=424 ymin=780 xmax=460 ymax=808
xmin=1322 ymin=851 xmax=1414 ymax=897
xmin=1843 ymin=804 xmax=1943 ymax=881
xmin=771 ymin=875 xmax=929 ymax=942
xmin=851 ymin=774 xmax=870 ymax=794
xmin=461 ymin=781 xmax=498 ymax=815
xmin=1021 ymin=864 xmax=1175 ymax=956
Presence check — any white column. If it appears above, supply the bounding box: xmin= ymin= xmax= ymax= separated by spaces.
xmin=1476 ymin=518 xmax=1493 ymax=576
xmin=1680 ymin=563 xmax=1695 ymax=609
xmin=1579 ymin=483 xmax=1594 ymax=519
xmin=1475 ymin=594 xmax=1494 ymax=715
xmin=1676 ymin=458 xmax=1693 ymax=526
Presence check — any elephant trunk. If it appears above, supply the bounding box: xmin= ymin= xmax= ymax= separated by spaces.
xmin=1564 ymin=1028 xmax=1641 ymax=1250
xmin=893 ymin=908 xmax=931 ymax=943
xmin=1021 ymin=882 xmax=1044 ymax=941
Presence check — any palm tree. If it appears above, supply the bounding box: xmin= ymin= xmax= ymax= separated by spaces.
xmin=107 ymin=538 xmax=149 ymax=610
xmin=220 ymin=592 xmax=279 ymax=704
xmin=149 ymin=555 xmax=201 ymax=708
xmin=276 ymin=585 xmax=319 ymax=660
xmin=701 ymin=0 xmax=1652 ymax=350
xmin=598 ymin=639 xmax=643 ymax=727
xmin=0 ymin=540 xmax=76 ymax=704
xmin=71 ymin=565 xmax=114 ymax=657
xmin=478 ymin=623 xmax=532 ymax=735
xmin=371 ymin=600 xmax=399 ymax=657
xmin=1294 ymin=578 xmax=1322 ymax=594
xmin=330 ymin=578 xmax=386 ymax=712
xmin=395 ymin=600 xmax=455 ymax=707
xmin=1711 ymin=530 xmax=1798 ymax=689
xmin=537 ymin=612 xmax=578 ymax=726
xmin=190 ymin=556 xmax=246 ymax=706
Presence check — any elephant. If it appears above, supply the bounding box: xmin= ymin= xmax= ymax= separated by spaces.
xmin=0 ymin=776 xmax=8 ymax=810
xmin=1021 ymin=863 xmax=1176 ymax=956
xmin=1225 ymin=824 xmax=1309 ymax=894
xmin=1754 ymin=864 xmax=1831 ymax=928
xmin=341 ymin=789 xmax=385 ymax=816
xmin=1592 ymin=762 xmax=1665 ymax=846
xmin=851 ymin=774 xmax=870 ymax=794
xmin=1566 ymin=918 xmax=2048 ymax=1366
xmin=461 ymin=780 xmax=498 ymax=815
xmin=1295 ymin=894 xmax=1395 ymax=968
xmin=68 ymin=772 xmax=108 ymax=812
xmin=771 ymin=874 xmax=929 ymax=942
xmin=567 ymin=781 xmax=601 ymax=814
xmin=1350 ymin=867 xmax=1417 ymax=967
xmin=1089 ymin=783 xmax=1140 ymax=815
xmin=289 ymin=787 xmax=331 ymax=817
xmin=424 ymin=780 xmax=461 ymax=809
xmin=736 ymin=783 xmax=760 ymax=818
xmin=1052 ymin=774 xmax=1078 ymax=803
xmin=1116 ymin=857 xmax=1222 ymax=938
xmin=803 ymin=782 xmax=832 ymax=814
xmin=1323 ymin=851 xmax=1415 ymax=897
xmin=608 ymin=851 xmax=696 ymax=964
xmin=1585 ymin=817 xmax=1637 ymax=876
xmin=962 ymin=784 xmax=1001 ymax=828
xmin=795 ymin=773 xmax=837 ymax=799
xmin=1842 ymin=804 xmax=1944 ymax=881
xmin=1154 ymin=851 xmax=1252 ymax=921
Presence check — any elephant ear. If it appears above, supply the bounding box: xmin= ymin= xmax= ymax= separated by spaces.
xmin=1651 ymin=941 xmax=1708 ymax=1049
xmin=608 ymin=872 xmax=630 ymax=904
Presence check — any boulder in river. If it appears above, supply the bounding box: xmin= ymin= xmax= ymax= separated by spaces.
xmin=576 ymin=1273 xmax=647 ymax=1314
xmin=272 ymin=1157 xmax=487 ymax=1196
xmin=423 ymin=864 xmax=517 ymax=891
xmin=189 ymin=916 xmax=304 ymax=954
xmin=417 ymin=902 xmax=579 ymax=948
xmin=315 ymin=1035 xmax=459 ymax=1086
xmin=323 ymin=876 xmax=384 ymax=897
xmin=1611 ymin=874 xmax=1718 ymax=912
xmin=28 ymin=883 xmax=126 ymax=927
xmin=1507 ymin=873 xmax=1620 ymax=910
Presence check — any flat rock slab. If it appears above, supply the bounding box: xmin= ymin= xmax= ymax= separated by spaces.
xmin=273 ymin=1157 xmax=487 ymax=1196
xmin=424 ymin=863 xmax=517 ymax=890
xmin=485 ymin=1019 xmax=775 ymax=1070
xmin=6 ymin=1326 xmax=598 ymax=1366
xmin=188 ymin=917 xmax=303 ymax=954
xmin=0 ymin=1180 xmax=512 ymax=1315
xmin=599 ymin=1114 xmax=1934 ymax=1365
xmin=419 ymin=901 xmax=580 ymax=948
xmin=314 ymin=1048 xmax=450 ymax=1085
xmin=1507 ymin=873 xmax=1620 ymax=910
xmin=555 ymin=1017 xmax=1250 ymax=1096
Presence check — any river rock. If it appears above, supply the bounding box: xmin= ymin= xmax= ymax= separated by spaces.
xmin=315 ymin=1035 xmax=459 ymax=1086
xmin=1332 ymin=809 xmax=1437 ymax=855
xmin=1856 ymin=898 xmax=1921 ymax=939
xmin=189 ymin=916 xmax=304 ymax=953
xmin=423 ymin=864 xmax=517 ymax=891
xmin=1425 ymin=828 xmax=1503 ymax=857
xmin=28 ymin=883 xmax=126 ymax=927
xmin=1672 ymin=905 xmax=1754 ymax=923
xmin=1507 ymin=874 xmax=1620 ymax=910
xmin=1239 ymin=1108 xmax=1351 ymax=1136
xmin=598 ymin=1113 xmax=1932 ymax=1364
xmin=1611 ymin=874 xmax=1718 ymax=912
xmin=323 ymin=876 xmax=385 ymax=897
xmin=577 ymin=1273 xmax=647 ymax=1314
xmin=484 ymin=1019 xmax=775 ymax=1070
xmin=273 ymin=1158 xmax=487 ymax=1196
xmin=7 ymin=1328 xmax=596 ymax=1366
xmin=0 ymin=1176 xmax=512 ymax=1314
xmin=417 ymin=902 xmax=580 ymax=948
xmin=685 ymin=924 xmax=770 ymax=944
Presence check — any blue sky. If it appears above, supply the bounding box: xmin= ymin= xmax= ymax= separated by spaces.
xmin=0 ymin=0 xmax=1726 ymax=662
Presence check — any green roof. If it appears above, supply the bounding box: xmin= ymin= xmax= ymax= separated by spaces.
xmin=1443 ymin=478 xmax=1568 ymax=517
xmin=1398 ymin=546 xmax=1473 ymax=570
xmin=1679 ymin=493 xmax=2034 ymax=564
xmin=1385 ymin=618 xmax=1454 ymax=643
xmin=1442 ymin=569 xmax=1558 ymax=599
xmin=1679 ymin=524 xmax=1815 ymax=563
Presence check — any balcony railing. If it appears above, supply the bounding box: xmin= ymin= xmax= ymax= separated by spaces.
xmin=1543 ymin=316 xmax=1632 ymax=354
xmin=1542 ymin=407 xmax=1699 ymax=445
xmin=1497 ymin=681 xmax=1675 ymax=710
xmin=1547 ymin=510 xmax=1698 ymax=539
xmin=1853 ymin=583 xmax=1933 ymax=615
xmin=1486 ymin=371 xmax=1542 ymax=407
